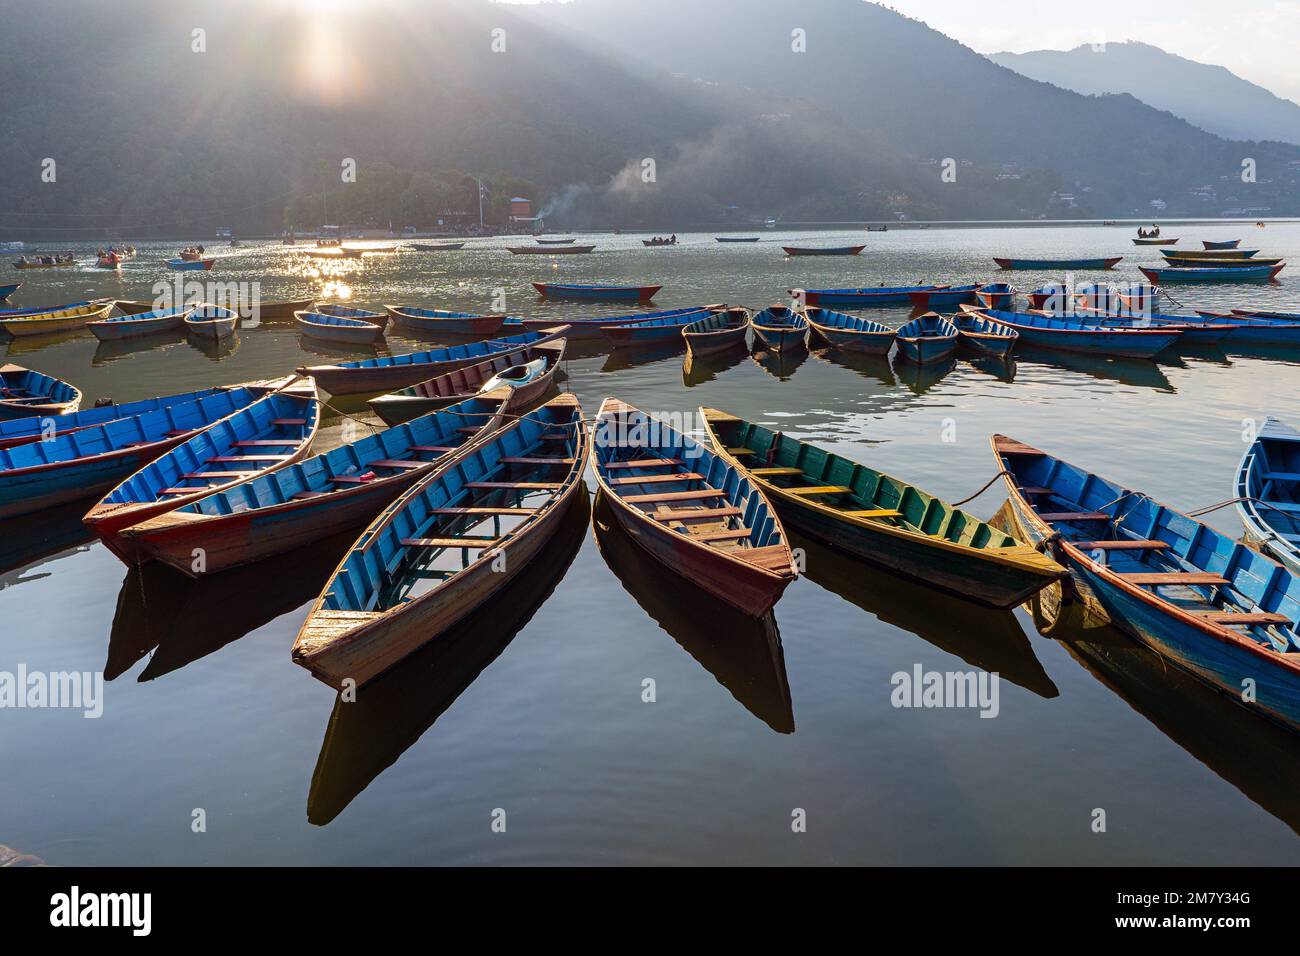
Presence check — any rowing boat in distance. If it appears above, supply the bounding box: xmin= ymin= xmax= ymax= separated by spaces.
xmin=1204 ymin=239 xmax=1242 ymax=250
xmin=994 ymin=256 xmax=1123 ymax=270
xmin=507 ymin=244 xmax=595 ymax=255
xmin=532 ymin=282 xmax=660 ymax=302
xmin=591 ymin=398 xmax=797 ymax=616
xmin=293 ymin=393 xmax=588 ymax=689
xmin=782 ymin=245 xmax=865 ymax=257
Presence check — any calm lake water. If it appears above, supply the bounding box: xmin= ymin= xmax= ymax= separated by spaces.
xmin=4 ymin=224 xmax=1300 ymax=865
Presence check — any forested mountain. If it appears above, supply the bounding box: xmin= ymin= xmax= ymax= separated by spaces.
xmin=1 ymin=0 xmax=1297 ymax=238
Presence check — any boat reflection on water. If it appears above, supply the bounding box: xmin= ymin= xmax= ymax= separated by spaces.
xmin=1011 ymin=345 xmax=1175 ymax=392
xmin=1025 ymin=587 xmax=1300 ymax=837
xmin=591 ymin=493 xmax=795 ymax=733
xmin=891 ymin=353 xmax=957 ymax=395
xmin=306 ymin=490 xmax=591 ymax=826
xmin=91 ymin=332 xmax=188 ymax=366
xmin=600 ymin=342 xmax=684 ymax=373
xmin=810 ymin=346 xmax=896 ymax=388
xmin=682 ymin=345 xmax=749 ymax=386
xmin=186 ymin=330 xmax=240 ymax=362
xmin=963 ymin=353 xmax=1015 ymax=382
xmin=0 ymin=499 xmax=98 ymax=584
xmin=750 ymin=345 xmax=807 ymax=381
xmin=789 ymin=528 xmax=1058 ymax=698
xmin=106 ymin=529 xmax=358 ymax=681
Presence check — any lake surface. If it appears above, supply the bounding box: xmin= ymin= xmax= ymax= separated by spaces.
xmin=4 ymin=224 xmax=1300 ymax=865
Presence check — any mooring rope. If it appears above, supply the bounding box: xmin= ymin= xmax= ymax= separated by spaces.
xmin=950 ymin=469 xmax=1014 ymax=507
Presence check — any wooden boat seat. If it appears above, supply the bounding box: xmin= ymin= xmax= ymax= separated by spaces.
xmin=431 ymin=506 xmax=538 ymax=516
xmin=163 ymin=430 xmax=192 ymax=437
xmin=841 ymin=508 xmax=903 ymax=520
xmin=1121 ymin=572 xmax=1229 ymax=586
xmin=401 ymin=537 xmax=500 ymax=550
xmin=408 ymin=445 xmax=456 ymax=454
xmin=603 ymin=457 xmax=682 ymax=470
xmin=271 ymin=418 xmax=307 ymax=426
xmin=624 ymin=489 xmax=725 ymax=504
xmin=751 ymin=467 xmax=805 ymax=477
xmin=233 ymin=439 xmax=300 ymax=447
xmin=740 ymin=545 xmax=794 ymax=570
xmin=330 ymin=475 xmax=376 ymax=485
xmin=456 ymin=427 xmax=480 ymax=434
xmin=465 ymin=481 xmax=563 ymax=490
xmin=783 ymin=485 xmax=852 ymax=496
xmin=180 ymin=470 xmax=257 ymax=480
xmin=540 ymin=432 xmax=572 ymax=440
xmin=1039 ymin=511 xmax=1110 ymax=521
xmin=501 ymin=456 xmax=575 ymax=465
xmin=688 ymin=527 xmax=752 ymax=542
xmin=726 ymin=447 xmax=757 ymax=456
xmin=1264 ymin=501 xmax=1300 ymax=513
xmin=1193 ymin=610 xmax=1292 ymax=626
xmin=123 ymin=441 xmax=156 ymax=448
xmin=207 ymin=454 xmax=291 ymax=463
xmin=609 ymin=471 xmax=704 ymax=486
xmin=367 ymin=459 xmax=425 ymax=470
xmin=1076 ymin=539 xmax=1170 ymax=550
xmin=1262 ymin=472 xmax=1300 ymax=483
xmin=653 ymin=505 xmax=742 ymax=521
xmin=1019 ymin=486 xmax=1054 ymax=495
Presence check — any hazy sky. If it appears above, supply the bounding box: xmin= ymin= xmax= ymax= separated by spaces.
xmin=884 ymin=0 xmax=1300 ymax=103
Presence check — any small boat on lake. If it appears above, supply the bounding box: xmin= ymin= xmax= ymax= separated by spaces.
xmin=1134 ymin=237 xmax=1176 ymax=245
xmin=87 ymin=305 xmax=193 ymax=341
xmin=407 ymin=242 xmax=465 ymax=251
xmin=384 ymin=306 xmax=506 ymax=336
xmin=1237 ymin=418 xmax=1300 ymax=576
xmin=910 ymin=284 xmax=980 ymax=309
xmin=367 ymin=339 xmax=566 ymax=426
xmin=84 ymin=380 xmax=320 ymax=562
xmin=293 ymin=393 xmax=588 ymax=689
xmin=964 ymin=306 xmax=1181 ymax=358
xmin=974 ymin=282 xmax=1015 ymax=311
xmin=0 ymin=364 xmax=81 ymax=420
xmin=297 ymin=327 xmax=569 ymax=395
xmin=1140 ymin=263 xmax=1284 ymax=284
xmin=295 ymin=309 xmax=384 ymax=345
xmin=804 ymin=308 xmax=894 ymax=354
xmin=751 ymin=306 xmax=808 ymax=352
xmin=532 ymin=282 xmax=661 ymax=302
xmin=185 ymin=304 xmax=239 ymax=341
xmin=952 ymin=313 xmax=1018 ymax=356
xmin=243 ymin=297 xmax=316 ymax=321
xmin=0 ymin=282 xmax=19 ymax=299
xmin=600 ymin=307 xmax=713 ymax=348
xmin=642 ymin=236 xmax=678 ymax=247
xmin=166 ymin=257 xmax=216 ymax=271
xmin=993 ymin=433 xmax=1300 ymax=735
xmin=782 ymin=245 xmax=865 ymax=257
xmin=120 ymin=395 xmax=506 ymax=576
xmin=507 ymin=244 xmax=595 ymax=255
xmin=794 ymin=283 xmax=952 ymax=308
xmin=535 ymin=238 xmax=577 ymax=245
xmin=895 ymin=313 xmax=958 ymax=364
xmin=716 ymin=237 xmax=760 ymax=243
xmin=1026 ymin=283 xmax=1068 ymax=310
xmin=1164 ymin=249 xmax=1258 ymax=260
xmin=1068 ymin=309 xmax=1233 ymax=346
xmin=0 ymin=300 xmax=114 ymax=337
xmin=313 ymin=303 xmax=389 ymax=330
xmin=701 ymin=409 xmax=1064 ymax=608
xmin=501 ymin=303 xmax=720 ymax=341
xmin=682 ymin=308 xmax=750 ymax=356
xmin=994 ymin=256 xmax=1122 ymax=270
xmin=1162 ymin=254 xmax=1282 ymax=268
xmin=0 ymin=384 xmax=229 ymax=450
xmin=593 ymin=398 xmax=796 ymax=616
xmin=1204 ymin=239 xmax=1242 ymax=250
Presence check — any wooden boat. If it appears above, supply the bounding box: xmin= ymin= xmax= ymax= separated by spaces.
xmin=992 ymin=434 xmax=1300 ymax=734
xmin=592 ymin=398 xmax=796 ymax=616
xmin=909 ymin=284 xmax=980 ymax=308
xmin=1140 ymin=264 xmax=1284 ymax=284
xmin=532 ymin=282 xmax=661 ymax=302
xmin=974 ymin=282 xmax=1015 ymax=310
xmin=1204 ymin=239 xmax=1242 ymax=249
xmin=994 ymin=256 xmax=1122 ymax=270
xmin=1025 ymin=283 xmax=1068 ymax=310
xmin=794 ymin=284 xmax=951 ymax=308
xmin=112 ymin=299 xmax=161 ymax=316
xmin=367 ymin=339 xmax=566 ymax=426
xmin=407 ymin=242 xmax=465 ymax=251
xmin=600 ymin=307 xmax=712 ymax=348
xmin=295 ymin=310 xmax=384 ymax=345
xmin=952 ymin=313 xmax=1018 ymax=356
xmin=297 ymin=327 xmax=569 ymax=395
xmin=0 ymin=382 xmax=279 ymax=520
xmin=716 ymin=237 xmax=760 ymax=243
xmin=1193 ymin=311 xmax=1300 ymax=347
xmin=244 ymin=297 xmax=316 ymax=321
xmin=0 ymin=384 xmax=229 ymax=450
xmin=502 ymin=304 xmax=722 ymax=341
xmin=0 ymin=364 xmax=81 ymax=420
xmin=292 ymin=393 xmax=588 ymax=689
xmin=1134 ymin=237 xmax=1176 ymax=245
xmin=507 ymin=244 xmax=595 ymax=255
xmin=1231 ymin=308 xmax=1300 ymax=321
xmin=0 ymin=301 xmax=113 ymax=337
xmin=1237 ymin=417 xmax=1300 ymax=576
xmin=701 ymin=410 xmax=1064 ymax=607
xmin=83 ymin=380 xmax=321 ymax=562
xmin=13 ymin=258 xmax=74 ymax=269
xmin=384 ymin=306 xmax=506 ymax=337
xmin=1072 ymin=310 xmax=1233 ymax=346
xmin=782 ymin=245 xmax=865 ymax=257
xmin=866 ymin=224 xmax=889 ymax=232
xmin=804 ymin=308 xmax=894 ymax=354
xmin=87 ymin=305 xmax=192 ymax=341
xmin=682 ymin=308 xmax=751 ymax=356
xmin=535 ymin=238 xmax=577 ymax=245
xmin=751 ymin=306 xmax=808 ymax=353
xmin=185 ymin=304 xmax=239 ymax=340
xmin=120 ymin=395 xmax=505 ymax=576
xmin=964 ymin=306 xmax=1181 ymax=358
xmin=1164 ymin=249 xmax=1258 ymax=260
xmin=1163 ymin=254 xmax=1282 ymax=268
xmin=895 ymin=313 xmax=958 ymax=364
xmin=313 ymin=303 xmax=389 ymax=330
xmin=0 ymin=282 xmax=19 ymax=299
xmin=165 ymin=257 xmax=216 ymax=271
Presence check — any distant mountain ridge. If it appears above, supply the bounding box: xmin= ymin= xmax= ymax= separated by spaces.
xmin=990 ymin=42 xmax=1300 ymax=146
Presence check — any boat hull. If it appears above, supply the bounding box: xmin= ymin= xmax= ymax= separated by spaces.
xmin=0 ymin=440 xmax=186 ymax=520
xmin=532 ymin=283 xmax=660 ymax=302
xmin=684 ymin=324 xmax=748 ymax=356
xmin=89 ymin=313 xmax=187 ymax=340
xmin=752 ymin=326 xmax=806 ymax=352
xmin=995 ymin=257 xmax=1122 ymax=270
xmin=386 ymin=309 xmax=506 ymax=336
xmin=808 ymin=325 xmax=893 ymax=354
xmin=896 ymin=336 xmax=956 ymax=364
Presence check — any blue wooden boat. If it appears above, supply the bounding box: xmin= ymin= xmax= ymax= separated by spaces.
xmin=314 ymin=303 xmax=389 ymax=330
xmin=975 ymin=282 xmax=1015 ymax=310
xmin=83 ymin=380 xmax=321 ymax=562
xmin=716 ymin=237 xmax=760 ymax=243
xmin=1204 ymin=239 xmax=1242 ymax=250
xmin=992 ymin=434 xmax=1300 ymax=735
xmin=952 ymin=314 xmax=1017 ymax=356
xmin=1141 ymin=264 xmax=1283 ymax=284
xmin=0 ymin=282 xmax=19 ymax=301
xmin=0 ymin=363 xmax=82 ymax=420
xmin=1237 ymin=417 xmax=1300 ymax=576
xmin=1193 ymin=311 xmax=1300 ymax=347
xmin=532 ymin=282 xmax=660 ymax=302
xmin=1231 ymin=309 xmax=1300 ymax=321
xmin=912 ymin=284 xmax=981 ymax=309
xmin=0 ymin=382 xmax=280 ymax=520
xmin=120 ymin=395 xmax=506 ymax=576
xmin=1068 ymin=309 xmax=1233 ymax=346
xmin=165 ymin=257 xmax=215 ymax=271
xmin=292 ymin=393 xmax=588 ymax=689
xmin=994 ymin=256 xmax=1122 ymax=270
xmin=682 ymin=308 xmax=751 ymax=356
xmin=0 ymin=384 xmax=229 ymax=450
xmin=185 ymin=304 xmax=239 ymax=341
xmin=796 ymin=283 xmax=951 ymax=308
xmin=895 ymin=313 xmax=958 ymax=364
xmin=966 ymin=307 xmax=1182 ymax=358
xmin=297 ymin=326 xmax=569 ymax=395
xmin=592 ymin=398 xmax=796 ymax=616
xmin=87 ymin=305 xmax=192 ymax=341
xmin=804 ymin=308 xmax=894 ymax=354
xmin=783 ymin=245 xmax=865 ymax=257
xmin=751 ymin=306 xmax=808 ymax=352
xmin=601 ymin=308 xmax=712 ymax=348
xmin=1163 ymin=254 xmax=1282 ymax=268
xmin=295 ymin=310 xmax=384 ymax=345
xmin=501 ymin=305 xmax=719 ymax=341
xmin=383 ymin=306 xmax=505 ymax=336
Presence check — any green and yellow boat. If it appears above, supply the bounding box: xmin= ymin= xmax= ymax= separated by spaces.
xmin=700 ymin=408 xmax=1065 ymax=608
